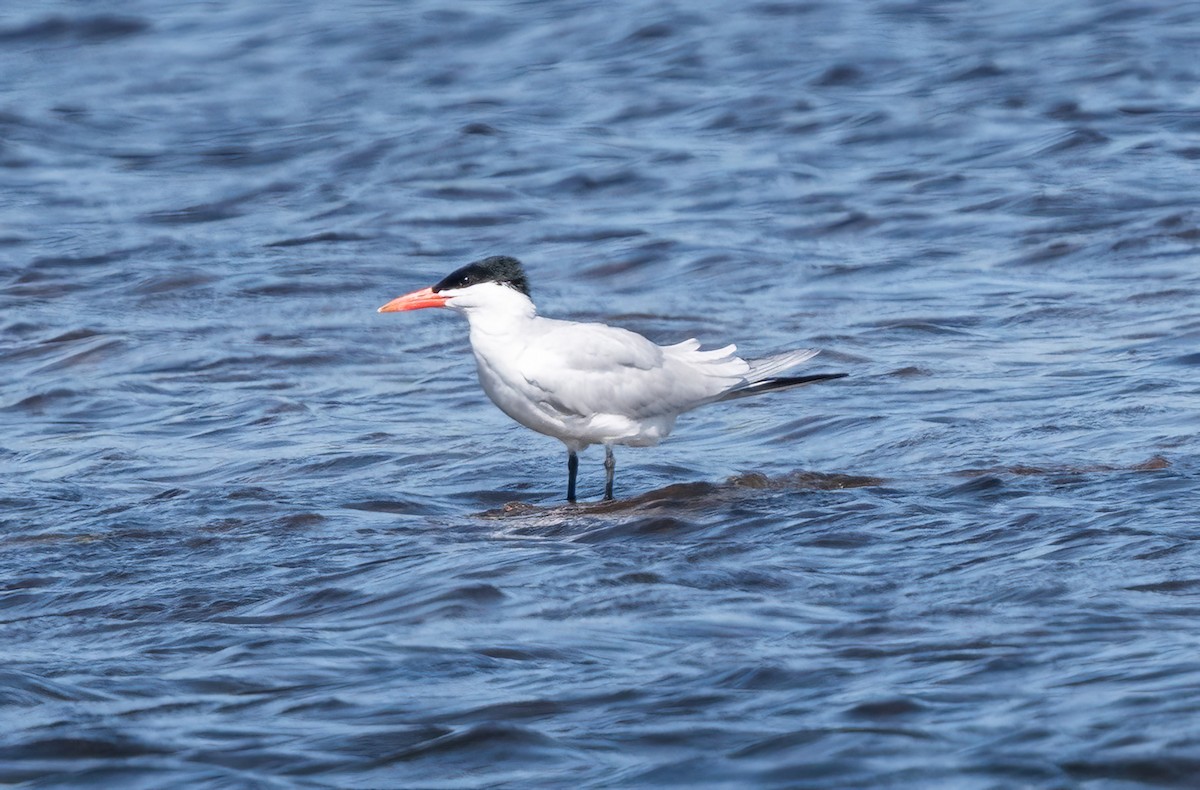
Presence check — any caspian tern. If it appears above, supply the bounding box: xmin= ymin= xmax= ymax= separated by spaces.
xmin=379 ymin=256 xmax=845 ymax=502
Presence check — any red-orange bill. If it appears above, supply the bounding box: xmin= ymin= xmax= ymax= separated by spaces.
xmin=377 ymin=287 xmax=448 ymax=312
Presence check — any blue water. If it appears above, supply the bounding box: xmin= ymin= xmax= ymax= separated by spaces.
xmin=3 ymin=0 xmax=1199 ymax=786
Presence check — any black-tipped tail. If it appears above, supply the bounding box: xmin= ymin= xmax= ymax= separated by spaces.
xmin=719 ymin=372 xmax=848 ymax=401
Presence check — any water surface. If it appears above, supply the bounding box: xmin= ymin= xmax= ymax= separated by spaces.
xmin=2 ymin=0 xmax=1199 ymax=786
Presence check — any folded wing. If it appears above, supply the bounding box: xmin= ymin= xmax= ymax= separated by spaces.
xmin=516 ymin=321 xmax=749 ymax=421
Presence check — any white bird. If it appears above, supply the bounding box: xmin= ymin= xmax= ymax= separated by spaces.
xmin=379 ymin=256 xmax=845 ymax=502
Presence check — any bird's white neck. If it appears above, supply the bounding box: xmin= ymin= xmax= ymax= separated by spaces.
xmin=450 ymin=284 xmax=538 ymax=338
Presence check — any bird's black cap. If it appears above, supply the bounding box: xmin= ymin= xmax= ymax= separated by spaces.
xmin=432 ymin=256 xmax=530 ymax=297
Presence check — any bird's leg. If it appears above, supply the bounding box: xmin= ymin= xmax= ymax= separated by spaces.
xmin=567 ymin=450 xmax=578 ymax=503
xmin=604 ymin=445 xmax=615 ymax=501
